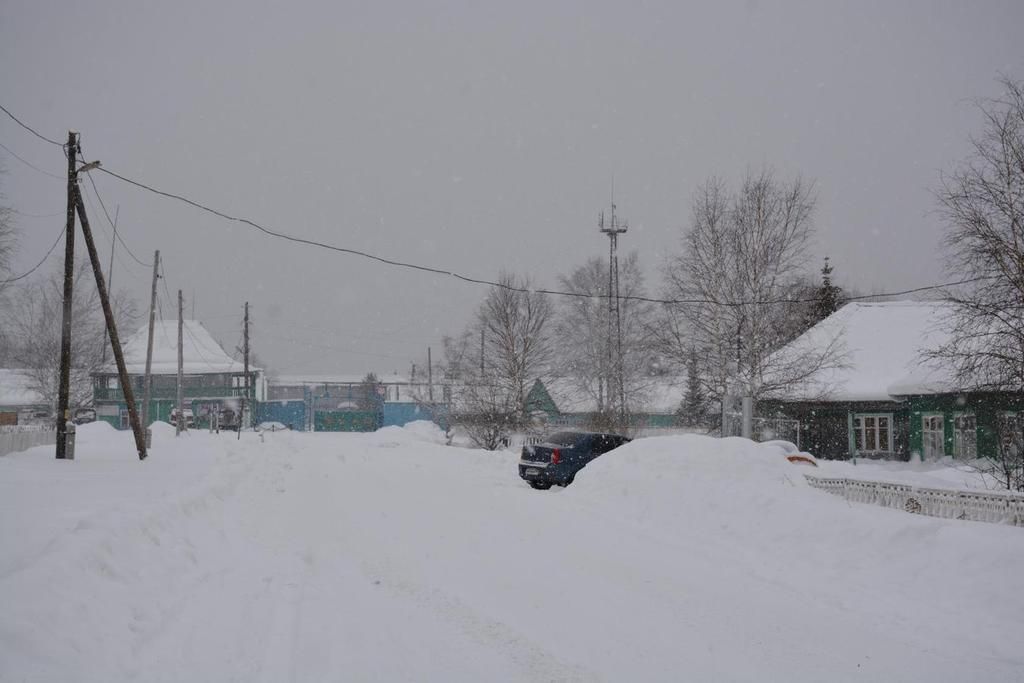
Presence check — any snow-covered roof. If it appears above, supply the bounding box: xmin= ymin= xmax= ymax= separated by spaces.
xmin=0 ymin=369 xmax=47 ymax=407
xmin=776 ymin=301 xmax=954 ymax=402
xmin=108 ymin=320 xmax=256 ymax=376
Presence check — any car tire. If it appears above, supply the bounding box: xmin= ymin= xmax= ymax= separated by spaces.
xmin=528 ymin=481 xmax=552 ymax=490
xmin=558 ymin=474 xmax=575 ymax=487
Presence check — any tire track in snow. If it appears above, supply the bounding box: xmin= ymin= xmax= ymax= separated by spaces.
xmin=358 ymin=556 xmax=601 ymax=682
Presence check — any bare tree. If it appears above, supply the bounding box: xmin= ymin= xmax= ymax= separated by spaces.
xmin=428 ymin=274 xmax=554 ymax=449
xmin=660 ymin=170 xmax=844 ymax=405
xmin=0 ymin=171 xmax=16 ymax=364
xmin=477 ymin=272 xmax=554 ymax=427
xmin=0 ymin=172 xmax=14 ymax=283
xmin=418 ymin=330 xmax=517 ymax=450
xmin=933 ymin=77 xmax=1024 ymax=393
xmin=931 ymin=77 xmax=1024 ymax=490
xmin=552 ymin=252 xmax=656 ymax=431
xmin=2 ymin=260 xmax=138 ymax=411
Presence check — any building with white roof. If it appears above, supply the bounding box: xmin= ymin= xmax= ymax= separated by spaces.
xmin=0 ymin=369 xmax=50 ymax=425
xmin=92 ymin=320 xmax=262 ymax=429
xmin=767 ymin=301 xmax=1023 ymax=461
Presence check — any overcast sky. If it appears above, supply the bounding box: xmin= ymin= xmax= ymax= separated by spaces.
xmin=2 ymin=1 xmax=1022 ymax=376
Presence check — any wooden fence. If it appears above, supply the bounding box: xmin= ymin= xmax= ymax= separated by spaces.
xmin=804 ymin=474 xmax=1024 ymax=527
xmin=0 ymin=425 xmax=56 ymax=457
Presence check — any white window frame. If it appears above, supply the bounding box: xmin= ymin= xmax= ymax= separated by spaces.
xmin=997 ymin=411 xmax=1024 ymax=460
xmin=853 ymin=413 xmax=894 ymax=454
xmin=921 ymin=412 xmax=946 ymax=460
xmin=952 ymin=412 xmax=977 ymax=460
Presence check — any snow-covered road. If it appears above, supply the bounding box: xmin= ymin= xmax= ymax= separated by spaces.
xmin=2 ymin=422 xmax=1022 ymax=681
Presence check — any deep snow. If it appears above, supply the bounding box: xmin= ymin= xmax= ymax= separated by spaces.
xmin=1 ymin=423 xmax=1022 ymax=681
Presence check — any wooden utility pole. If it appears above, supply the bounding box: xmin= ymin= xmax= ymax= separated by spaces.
xmin=428 ymin=346 xmax=433 ymax=403
xmin=480 ymin=329 xmax=484 ymax=374
xmin=240 ymin=301 xmax=249 ymax=440
xmin=176 ymin=290 xmax=184 ymax=436
xmin=56 ymin=131 xmax=78 ymax=460
xmin=141 ymin=250 xmax=160 ymax=436
xmin=100 ymin=206 xmax=119 ymax=365
xmin=72 ymin=185 xmax=147 ymax=459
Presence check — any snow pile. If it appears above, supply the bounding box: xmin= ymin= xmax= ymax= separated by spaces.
xmin=363 ymin=420 xmax=449 ymax=449
xmin=74 ymin=420 xmax=117 ymax=436
xmin=1 ymin=428 xmax=1022 ymax=680
xmin=397 ymin=419 xmax=448 ymax=445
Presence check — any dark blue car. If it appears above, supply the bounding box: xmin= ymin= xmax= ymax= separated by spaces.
xmin=518 ymin=431 xmax=631 ymax=489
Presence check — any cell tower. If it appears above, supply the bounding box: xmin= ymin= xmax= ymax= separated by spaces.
xmin=599 ymin=195 xmax=627 ymax=422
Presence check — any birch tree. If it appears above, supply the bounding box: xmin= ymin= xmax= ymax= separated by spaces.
xmin=2 ymin=260 xmax=138 ymax=411
xmin=931 ymin=77 xmax=1024 ymax=490
xmin=552 ymin=252 xmax=655 ymax=430
xmin=933 ymin=77 xmax=1024 ymax=393
xmin=660 ymin=170 xmax=844 ymax=405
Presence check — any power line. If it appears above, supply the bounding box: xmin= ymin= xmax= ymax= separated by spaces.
xmin=0 ymin=225 xmax=66 ymax=284
xmin=76 ymin=144 xmax=152 ymax=268
xmin=0 ymin=103 xmax=993 ymax=307
xmin=159 ymin=259 xmax=174 ymax=313
xmin=96 ymin=164 xmax=993 ymax=306
xmin=0 ymin=104 xmax=64 ymax=147
xmin=0 ymin=141 xmax=64 ymax=180
xmin=182 ymin=322 xmax=224 ymax=373
xmin=80 ymin=180 xmax=137 ymax=278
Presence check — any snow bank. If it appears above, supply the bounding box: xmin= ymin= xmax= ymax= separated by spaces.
xmin=1 ymin=428 xmax=1022 ymax=681
xmin=74 ymin=420 xmax=117 ymax=436
xmin=365 ymin=420 xmax=448 ymax=448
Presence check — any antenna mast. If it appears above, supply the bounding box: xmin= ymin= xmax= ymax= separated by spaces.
xmin=598 ymin=186 xmax=628 ymax=424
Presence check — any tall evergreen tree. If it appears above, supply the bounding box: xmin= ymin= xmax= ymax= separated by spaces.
xmin=678 ymin=348 xmax=709 ymax=427
xmin=809 ymin=256 xmax=844 ymax=325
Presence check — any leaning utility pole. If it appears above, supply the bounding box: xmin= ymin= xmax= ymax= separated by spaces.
xmin=55 ymin=131 xmax=79 ymax=459
xmin=176 ymin=290 xmax=184 ymax=436
xmin=141 ymin=250 xmax=160 ymax=436
xmin=72 ymin=182 xmax=147 ymax=459
xmin=100 ymin=206 xmax=119 ymax=364
xmin=598 ymin=197 xmax=628 ymax=423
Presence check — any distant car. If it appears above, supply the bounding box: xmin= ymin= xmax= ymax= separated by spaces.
xmin=257 ymin=421 xmax=288 ymax=432
xmin=169 ymin=408 xmax=194 ymax=429
xmin=72 ymin=408 xmax=96 ymax=425
xmin=519 ymin=431 xmax=631 ymax=490
xmin=218 ymin=407 xmax=240 ymax=431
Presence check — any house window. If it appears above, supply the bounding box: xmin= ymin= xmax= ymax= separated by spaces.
xmin=952 ymin=414 xmax=977 ymax=459
xmin=853 ymin=413 xmax=892 ymax=453
xmin=997 ymin=412 xmax=1024 ymax=460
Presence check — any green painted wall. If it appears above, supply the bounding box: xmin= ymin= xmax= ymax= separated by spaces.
xmin=314 ymin=410 xmax=379 ymax=432
xmin=905 ymin=392 xmax=1024 ymax=460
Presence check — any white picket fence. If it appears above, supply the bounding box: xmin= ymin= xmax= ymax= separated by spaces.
xmin=805 ymin=475 xmax=1024 ymax=527
xmin=0 ymin=425 xmax=56 ymax=457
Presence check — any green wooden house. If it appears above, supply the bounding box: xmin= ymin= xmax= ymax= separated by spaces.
xmin=767 ymin=301 xmax=1023 ymax=461
xmin=524 ymin=377 xmax=685 ymax=429
xmin=92 ymin=319 xmax=262 ymax=429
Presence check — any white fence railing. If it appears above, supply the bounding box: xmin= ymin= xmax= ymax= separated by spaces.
xmin=805 ymin=475 xmax=1024 ymax=527
xmin=0 ymin=426 xmax=56 ymax=457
